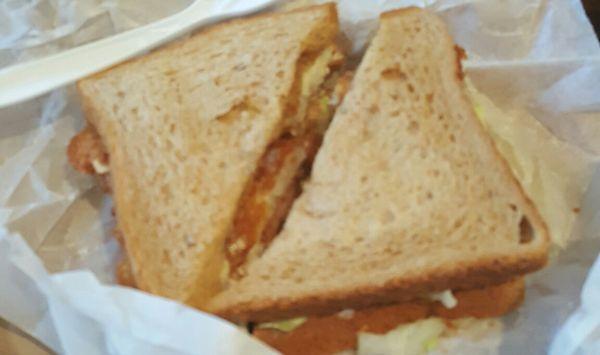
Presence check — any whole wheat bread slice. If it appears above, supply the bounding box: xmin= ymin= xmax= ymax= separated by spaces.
xmin=208 ymin=8 xmax=549 ymax=322
xmin=77 ymin=4 xmax=340 ymax=308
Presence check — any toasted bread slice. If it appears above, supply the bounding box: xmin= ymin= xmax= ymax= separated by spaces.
xmin=75 ymin=4 xmax=342 ymax=308
xmin=208 ymin=8 xmax=549 ymax=321
xmin=254 ymin=278 xmax=524 ymax=355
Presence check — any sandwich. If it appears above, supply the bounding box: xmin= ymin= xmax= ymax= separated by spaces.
xmin=67 ymin=3 xmax=349 ymax=308
xmin=205 ymin=7 xmax=550 ymax=353
xmin=67 ymin=4 xmax=550 ymax=354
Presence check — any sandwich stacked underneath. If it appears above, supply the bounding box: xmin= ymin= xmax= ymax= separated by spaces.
xmin=253 ymin=278 xmax=525 ymax=354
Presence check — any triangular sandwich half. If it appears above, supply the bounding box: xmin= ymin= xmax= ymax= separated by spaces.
xmin=209 ymin=7 xmax=549 ymax=322
xmin=68 ymin=3 xmax=347 ymax=308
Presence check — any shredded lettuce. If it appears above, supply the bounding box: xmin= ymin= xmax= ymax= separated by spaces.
xmin=320 ymin=96 xmax=330 ymax=115
xmin=256 ymin=317 xmax=307 ymax=332
xmin=428 ymin=290 xmax=457 ymax=309
xmin=424 ymin=337 xmax=438 ymax=352
xmin=91 ymin=159 xmax=109 ymax=174
xmin=357 ymin=318 xmax=446 ymax=355
xmin=473 ymin=101 xmax=485 ymax=121
xmin=466 ymin=79 xmax=594 ymax=248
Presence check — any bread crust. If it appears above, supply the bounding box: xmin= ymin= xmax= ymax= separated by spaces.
xmin=214 ymin=253 xmax=542 ymax=322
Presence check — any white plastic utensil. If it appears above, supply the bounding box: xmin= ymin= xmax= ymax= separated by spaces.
xmin=0 ymin=0 xmax=278 ymax=108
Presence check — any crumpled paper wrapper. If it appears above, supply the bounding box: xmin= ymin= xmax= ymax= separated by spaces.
xmin=0 ymin=0 xmax=599 ymax=354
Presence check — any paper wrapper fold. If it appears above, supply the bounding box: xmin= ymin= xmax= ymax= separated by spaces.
xmin=0 ymin=0 xmax=599 ymax=354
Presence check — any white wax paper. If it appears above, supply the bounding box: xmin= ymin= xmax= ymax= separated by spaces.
xmin=0 ymin=0 xmax=599 ymax=354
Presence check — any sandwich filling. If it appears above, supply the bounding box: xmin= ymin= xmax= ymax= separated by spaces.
xmin=252 ymin=279 xmax=524 ymax=355
xmin=224 ymin=133 xmax=320 ymax=277
xmin=225 ymin=47 xmax=351 ymax=278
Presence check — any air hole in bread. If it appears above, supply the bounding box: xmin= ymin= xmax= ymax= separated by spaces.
xmin=162 ymin=250 xmax=171 ymax=265
xmin=449 ymin=134 xmax=456 ymax=143
xmin=407 ymin=120 xmax=419 ymax=133
xmin=426 ymin=93 xmax=434 ymax=103
xmin=519 ymin=216 xmax=534 ymax=244
xmin=381 ymin=67 xmax=407 ymax=80
xmin=339 ymin=245 xmax=352 ymax=253
xmin=369 ymin=105 xmax=379 ymax=114
xmin=233 ymin=63 xmax=247 ymax=71
xmin=426 ymin=191 xmax=433 ymax=200
xmin=159 ymin=185 xmax=171 ymax=201
xmin=453 ymin=218 xmax=464 ymax=230
xmin=382 ymin=210 xmax=395 ymax=223
xmin=407 ymin=83 xmax=415 ymax=93
xmin=281 ymin=267 xmax=295 ymax=278
xmin=509 ymin=204 xmax=517 ymax=211
xmin=198 ymin=194 xmax=209 ymax=206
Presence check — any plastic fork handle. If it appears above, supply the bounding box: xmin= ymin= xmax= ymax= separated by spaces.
xmin=0 ymin=0 xmax=276 ymax=108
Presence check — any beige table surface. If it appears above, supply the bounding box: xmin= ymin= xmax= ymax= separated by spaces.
xmin=0 ymin=318 xmax=54 ymax=355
